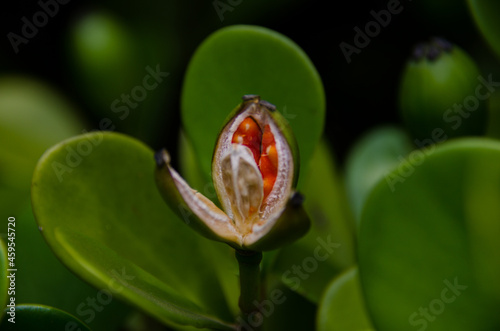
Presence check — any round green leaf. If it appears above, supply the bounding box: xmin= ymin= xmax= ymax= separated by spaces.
xmin=0 ymin=76 xmax=82 ymax=190
xmin=271 ymin=140 xmax=355 ymax=303
xmin=0 ymin=304 xmax=91 ymax=331
xmin=359 ymin=138 xmax=500 ymax=330
xmin=13 ymin=205 xmax=130 ymax=331
xmin=0 ymin=75 xmax=130 ymax=330
xmin=181 ymin=25 xmax=325 ymax=185
xmin=317 ymin=267 xmax=374 ymax=331
xmin=463 ymin=144 xmax=500 ymax=303
xmin=468 ymin=0 xmax=500 ymax=59
xmin=31 ymin=132 xmax=237 ymax=330
xmin=344 ymin=126 xmax=413 ymax=223
xmin=178 ymin=130 xmax=211 ymax=193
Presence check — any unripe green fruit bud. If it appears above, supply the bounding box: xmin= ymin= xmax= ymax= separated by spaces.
xmin=398 ymin=37 xmax=487 ymax=142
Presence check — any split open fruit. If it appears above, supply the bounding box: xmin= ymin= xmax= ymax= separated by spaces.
xmin=155 ymin=95 xmax=310 ymax=251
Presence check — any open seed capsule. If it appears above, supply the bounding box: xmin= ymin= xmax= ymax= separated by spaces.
xmin=155 ymin=95 xmax=309 ymax=251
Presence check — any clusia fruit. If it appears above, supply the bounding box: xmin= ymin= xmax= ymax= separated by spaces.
xmin=155 ymin=95 xmax=310 ymax=251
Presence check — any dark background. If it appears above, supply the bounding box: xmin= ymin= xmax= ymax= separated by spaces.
xmin=0 ymin=0 xmax=489 ymax=163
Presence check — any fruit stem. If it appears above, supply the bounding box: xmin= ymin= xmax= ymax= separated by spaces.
xmin=235 ymin=249 xmax=263 ymax=328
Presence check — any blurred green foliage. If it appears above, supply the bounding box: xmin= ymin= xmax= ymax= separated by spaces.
xmin=1 ymin=0 xmax=500 ymax=330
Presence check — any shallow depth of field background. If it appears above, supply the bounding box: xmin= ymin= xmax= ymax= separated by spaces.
xmin=1 ymin=0 xmax=493 ymax=161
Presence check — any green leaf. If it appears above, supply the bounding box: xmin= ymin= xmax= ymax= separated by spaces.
xmin=13 ymin=205 xmax=130 ymax=331
xmin=359 ymin=138 xmax=500 ymax=330
xmin=270 ymin=139 xmax=355 ymax=303
xmin=344 ymin=126 xmax=413 ymax=223
xmin=31 ymin=132 xmax=237 ymax=330
xmin=463 ymin=145 xmax=500 ymax=303
xmin=181 ymin=25 xmax=325 ymax=186
xmin=0 ymin=304 xmax=91 ymax=331
xmin=0 ymin=75 xmax=128 ymax=330
xmin=0 ymin=76 xmax=82 ymax=190
xmin=0 ymin=237 xmax=7 ymax=322
xmin=317 ymin=267 xmax=374 ymax=331
xmin=178 ymin=130 xmax=209 ymax=192
xmin=468 ymin=0 xmax=500 ymax=59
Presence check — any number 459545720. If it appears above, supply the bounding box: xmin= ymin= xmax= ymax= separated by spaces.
xmin=7 ymin=217 xmax=15 ymax=268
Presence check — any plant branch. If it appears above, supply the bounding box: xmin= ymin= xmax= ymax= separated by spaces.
xmin=235 ymin=249 xmax=263 ymax=318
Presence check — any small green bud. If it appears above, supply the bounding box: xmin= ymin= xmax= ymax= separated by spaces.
xmin=398 ymin=37 xmax=487 ymax=142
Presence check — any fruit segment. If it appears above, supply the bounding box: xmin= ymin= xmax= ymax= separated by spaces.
xmin=232 ymin=119 xmax=278 ymax=201
xmin=232 ymin=117 xmax=262 ymax=164
xmin=260 ymin=125 xmax=278 ymax=200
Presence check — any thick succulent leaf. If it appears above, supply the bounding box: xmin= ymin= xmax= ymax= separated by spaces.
xmin=12 ymin=205 xmax=130 ymax=331
xmin=0 ymin=304 xmax=91 ymax=331
xmin=181 ymin=25 xmax=325 ymax=185
xmin=464 ymin=146 xmax=500 ymax=302
xmin=270 ymin=140 xmax=355 ymax=303
xmin=344 ymin=126 xmax=413 ymax=223
xmin=178 ymin=131 xmax=209 ymax=193
xmin=31 ymin=132 xmax=237 ymax=330
xmin=468 ymin=0 xmax=500 ymax=59
xmin=0 ymin=76 xmax=82 ymax=190
xmin=317 ymin=267 xmax=374 ymax=331
xmin=0 ymin=76 xmax=129 ymax=330
xmin=359 ymin=138 xmax=500 ymax=330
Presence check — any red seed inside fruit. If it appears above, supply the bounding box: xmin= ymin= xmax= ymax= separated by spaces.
xmin=260 ymin=125 xmax=278 ymax=200
xmin=232 ymin=117 xmax=278 ymax=201
xmin=232 ymin=117 xmax=262 ymax=164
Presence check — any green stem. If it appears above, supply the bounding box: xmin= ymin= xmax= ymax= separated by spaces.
xmin=235 ymin=250 xmax=263 ymax=318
